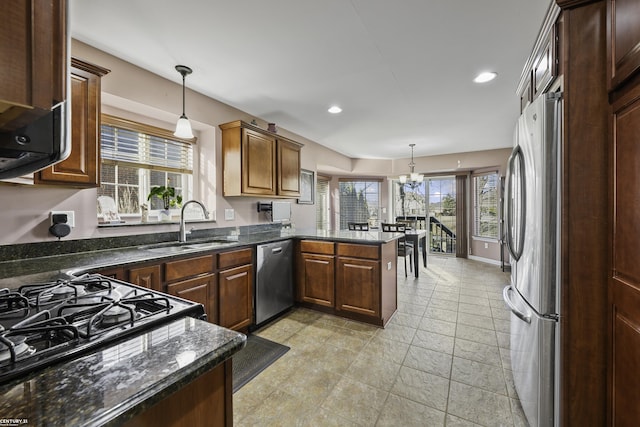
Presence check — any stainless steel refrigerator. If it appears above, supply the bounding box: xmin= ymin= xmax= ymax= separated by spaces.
xmin=503 ymin=91 xmax=562 ymax=427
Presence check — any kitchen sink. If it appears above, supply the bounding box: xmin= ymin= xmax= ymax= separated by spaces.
xmin=139 ymin=239 xmax=236 ymax=254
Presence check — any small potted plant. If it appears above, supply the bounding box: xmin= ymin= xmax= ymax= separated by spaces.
xmin=147 ymin=183 xmax=182 ymax=221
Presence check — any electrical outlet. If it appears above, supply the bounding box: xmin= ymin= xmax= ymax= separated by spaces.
xmin=51 ymin=211 xmax=75 ymax=227
xmin=484 ymin=242 xmax=489 ymax=249
xmin=224 ymin=208 xmax=235 ymax=221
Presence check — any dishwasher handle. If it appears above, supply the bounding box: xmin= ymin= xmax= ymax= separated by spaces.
xmin=271 ymin=247 xmax=283 ymax=255
xmin=502 ymin=285 xmax=531 ymax=324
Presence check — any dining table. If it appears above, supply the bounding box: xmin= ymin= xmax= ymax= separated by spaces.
xmin=404 ymin=229 xmax=427 ymax=278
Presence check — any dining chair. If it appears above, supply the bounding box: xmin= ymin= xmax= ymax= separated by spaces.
xmin=348 ymin=222 xmax=369 ymax=231
xmin=381 ymin=223 xmax=413 ymax=277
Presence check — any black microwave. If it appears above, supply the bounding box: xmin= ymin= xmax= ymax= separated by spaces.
xmin=0 ymin=101 xmax=69 ymax=179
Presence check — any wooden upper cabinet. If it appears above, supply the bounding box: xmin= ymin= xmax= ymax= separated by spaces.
xmin=516 ymin=4 xmax=560 ymax=108
xmin=36 ymin=58 xmax=110 ymax=186
xmin=220 ymin=120 xmax=302 ymax=197
xmin=0 ymin=0 xmax=67 ymax=131
xmin=243 ymin=129 xmax=276 ymax=195
xmin=277 ymin=139 xmax=301 ymax=197
xmin=607 ymin=0 xmax=640 ymax=89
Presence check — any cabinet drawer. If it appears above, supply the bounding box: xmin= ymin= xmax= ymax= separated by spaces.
xmin=300 ymin=240 xmax=335 ymax=255
xmin=218 ymin=248 xmax=253 ymax=270
xmin=165 ymin=255 xmax=214 ymax=282
xmin=337 ymin=243 xmax=379 ymax=260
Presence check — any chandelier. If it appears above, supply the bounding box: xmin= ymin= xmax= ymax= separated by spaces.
xmin=399 ymin=144 xmax=423 ymax=184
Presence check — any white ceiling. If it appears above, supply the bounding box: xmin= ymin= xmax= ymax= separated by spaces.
xmin=69 ymin=0 xmax=550 ymax=160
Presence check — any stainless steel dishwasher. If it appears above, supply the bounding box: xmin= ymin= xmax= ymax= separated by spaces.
xmin=255 ymin=240 xmax=294 ymax=326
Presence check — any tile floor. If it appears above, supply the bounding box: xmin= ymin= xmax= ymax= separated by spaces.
xmin=233 ymin=256 xmax=528 ymax=427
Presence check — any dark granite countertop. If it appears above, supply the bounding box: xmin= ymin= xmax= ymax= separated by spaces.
xmin=0 ymin=229 xmax=400 ymax=285
xmin=0 ymin=227 xmax=397 ymax=426
xmin=0 ymin=317 xmax=246 ymax=427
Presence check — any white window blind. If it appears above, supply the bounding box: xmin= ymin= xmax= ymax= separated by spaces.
xmin=101 ymin=125 xmax=193 ymax=173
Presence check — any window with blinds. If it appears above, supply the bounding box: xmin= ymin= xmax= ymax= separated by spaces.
xmin=473 ymin=172 xmax=499 ymax=238
xmin=338 ymin=180 xmax=381 ymax=229
xmin=316 ymin=177 xmax=330 ymax=230
xmin=98 ymin=115 xmax=194 ymax=218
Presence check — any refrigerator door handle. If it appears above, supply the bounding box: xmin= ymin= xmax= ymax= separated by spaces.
xmin=505 ymin=145 xmax=526 ymax=261
xmin=503 ymin=285 xmax=531 ymax=323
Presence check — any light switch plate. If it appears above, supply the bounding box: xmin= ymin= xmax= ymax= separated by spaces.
xmin=224 ymin=208 xmax=235 ymax=221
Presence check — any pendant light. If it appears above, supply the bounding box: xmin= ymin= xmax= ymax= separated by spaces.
xmin=399 ymin=144 xmax=423 ymax=184
xmin=174 ymin=65 xmax=194 ymax=139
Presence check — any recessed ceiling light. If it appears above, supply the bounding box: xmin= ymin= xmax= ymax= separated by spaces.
xmin=328 ymin=106 xmax=342 ymax=114
xmin=473 ymin=72 xmax=498 ymax=83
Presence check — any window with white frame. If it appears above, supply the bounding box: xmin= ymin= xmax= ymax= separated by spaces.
xmin=338 ymin=179 xmax=381 ymax=229
xmin=473 ymin=172 xmax=499 ymax=238
xmin=98 ymin=115 xmax=194 ymax=220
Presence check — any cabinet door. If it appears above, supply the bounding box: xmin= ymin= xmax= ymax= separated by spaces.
xmin=242 ymin=129 xmax=276 ymax=195
xmin=96 ymin=266 xmax=126 ymax=281
xmin=608 ymin=0 xmax=640 ymax=88
xmin=532 ymin=29 xmax=556 ymax=97
xmin=336 ymin=258 xmax=380 ymax=317
xmin=166 ymin=274 xmax=217 ymax=323
xmin=277 ymin=139 xmax=301 ymax=196
xmin=610 ymin=92 xmax=640 ymax=426
xmin=219 ymin=264 xmax=253 ymax=331
xmin=129 ymin=265 xmax=162 ymax=292
xmin=0 ymin=0 xmax=66 ymax=130
xmin=300 ymin=253 xmax=335 ymax=307
xmin=122 ymin=360 xmax=231 ymax=427
xmin=36 ymin=59 xmax=109 ymax=186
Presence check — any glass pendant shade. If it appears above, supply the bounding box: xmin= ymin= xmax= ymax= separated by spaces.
xmin=174 ymin=115 xmax=194 ymax=139
xmin=174 ymin=65 xmax=194 ymax=139
xmin=399 ymin=175 xmax=408 ymax=184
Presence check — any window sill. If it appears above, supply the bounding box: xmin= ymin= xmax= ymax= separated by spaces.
xmin=97 ymin=219 xmax=217 ymax=228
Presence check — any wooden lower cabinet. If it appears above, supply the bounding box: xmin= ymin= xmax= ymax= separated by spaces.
xmin=336 ymin=257 xmax=380 ymax=318
xmin=122 ymin=358 xmax=232 ymax=427
xmin=166 ymin=274 xmax=217 ymax=324
xmin=164 ymin=255 xmax=217 ymax=322
xmin=218 ymin=264 xmax=252 ymax=331
xmin=296 ymin=240 xmax=397 ymax=326
xmin=299 ymin=253 xmax=335 ymax=307
xmin=96 ymin=266 xmax=126 ymax=281
xmin=128 ymin=264 xmax=161 ymax=292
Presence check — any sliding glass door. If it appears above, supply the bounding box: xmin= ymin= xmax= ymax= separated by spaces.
xmin=428 ymin=177 xmax=457 ymax=254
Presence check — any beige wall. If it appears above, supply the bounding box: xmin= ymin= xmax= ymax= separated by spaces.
xmin=0 ymin=40 xmax=511 ymax=254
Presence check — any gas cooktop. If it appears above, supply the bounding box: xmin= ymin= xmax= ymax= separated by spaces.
xmin=0 ymin=274 xmax=206 ymax=384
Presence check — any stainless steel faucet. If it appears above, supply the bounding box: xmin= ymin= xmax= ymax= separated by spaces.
xmin=179 ymin=200 xmax=209 ymax=242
